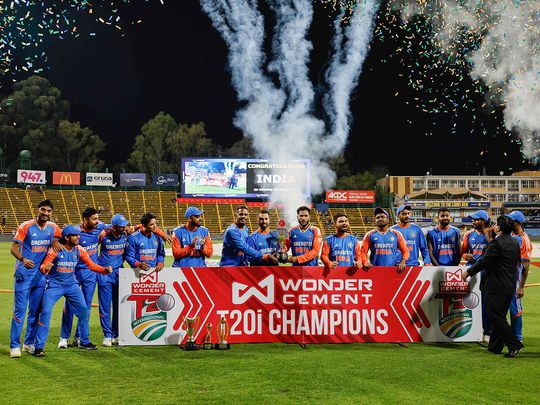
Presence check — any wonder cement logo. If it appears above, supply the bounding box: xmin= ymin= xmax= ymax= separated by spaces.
xmin=434 ymin=269 xmax=478 ymax=339
xmin=232 ymin=275 xmax=275 ymax=304
xmin=122 ymin=270 xmax=175 ymax=341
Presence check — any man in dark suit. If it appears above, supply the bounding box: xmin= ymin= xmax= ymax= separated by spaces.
xmin=462 ymin=215 xmax=524 ymax=358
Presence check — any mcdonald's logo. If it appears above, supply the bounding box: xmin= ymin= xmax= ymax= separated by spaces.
xmin=52 ymin=172 xmax=81 ymax=185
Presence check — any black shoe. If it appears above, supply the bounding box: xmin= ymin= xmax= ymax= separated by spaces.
xmin=505 ymin=347 xmax=523 ymax=358
xmin=78 ymin=342 xmax=97 ymax=350
xmin=34 ymin=349 xmax=46 ymax=357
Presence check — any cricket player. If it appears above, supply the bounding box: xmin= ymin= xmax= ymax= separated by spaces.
xmin=220 ymin=206 xmax=278 ymax=266
xmin=507 ymin=210 xmax=532 ymax=342
xmin=171 ymin=207 xmax=213 ymax=267
xmin=285 ymin=206 xmax=323 ymax=266
xmin=360 ymin=207 xmax=409 ymax=272
xmin=126 ymin=212 xmax=166 ymax=271
xmin=34 ymin=225 xmax=112 ymax=357
xmin=427 ymin=208 xmax=461 ymax=266
xmin=9 ymin=199 xmax=61 ymax=358
xmin=96 ymin=214 xmax=129 ymax=346
xmin=246 ymin=210 xmax=280 ymax=266
xmin=321 ymin=213 xmax=361 ymax=268
xmin=391 ymin=204 xmax=431 ymax=266
xmin=59 ymin=207 xmax=107 ymax=348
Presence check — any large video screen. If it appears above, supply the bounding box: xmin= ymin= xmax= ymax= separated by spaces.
xmin=181 ymin=158 xmax=310 ymax=198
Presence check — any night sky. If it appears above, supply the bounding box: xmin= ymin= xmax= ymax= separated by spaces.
xmin=1 ymin=1 xmax=534 ymax=176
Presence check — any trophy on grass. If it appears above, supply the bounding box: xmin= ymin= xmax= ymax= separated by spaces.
xmin=215 ymin=316 xmax=231 ymax=350
xmin=276 ymin=219 xmax=289 ymax=263
xmin=202 ymin=323 xmax=213 ymax=350
xmin=182 ymin=316 xmax=200 ymax=351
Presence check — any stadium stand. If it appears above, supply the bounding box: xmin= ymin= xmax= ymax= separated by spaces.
xmin=0 ymin=187 xmax=389 ymax=239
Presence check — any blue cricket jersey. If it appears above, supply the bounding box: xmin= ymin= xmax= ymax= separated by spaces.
xmin=461 ymin=230 xmax=488 ymax=265
xmin=360 ymin=228 xmax=409 ymax=266
xmin=321 ymin=234 xmax=361 ymax=267
xmin=126 ymin=230 xmax=165 ymax=268
xmin=220 ymin=224 xmax=265 ymax=267
xmin=286 ymin=225 xmax=323 ymax=266
xmin=246 ymin=229 xmax=279 ymax=266
xmin=427 ymin=226 xmax=461 ymax=266
xmin=171 ymin=224 xmax=212 ymax=267
xmin=391 ymin=223 xmax=431 ymax=266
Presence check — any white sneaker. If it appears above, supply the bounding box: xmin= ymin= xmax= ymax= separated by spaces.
xmin=111 ymin=337 xmax=119 ymax=345
xmin=22 ymin=344 xmax=35 ymax=354
xmin=483 ymin=335 xmax=490 ymax=344
xmin=58 ymin=338 xmax=68 ymax=349
xmin=70 ymin=337 xmax=80 ymax=347
xmin=103 ymin=338 xmax=112 ymax=347
xmin=10 ymin=347 xmax=21 ymax=358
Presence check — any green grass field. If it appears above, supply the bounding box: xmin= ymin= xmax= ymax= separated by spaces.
xmin=184 ymin=184 xmax=247 ymax=195
xmin=0 ymin=241 xmax=538 ymax=404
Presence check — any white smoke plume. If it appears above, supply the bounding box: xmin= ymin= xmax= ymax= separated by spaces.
xmin=200 ymin=0 xmax=379 ymax=224
xmin=395 ymin=0 xmax=540 ymax=159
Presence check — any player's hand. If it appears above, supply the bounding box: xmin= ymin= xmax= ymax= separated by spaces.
xmin=328 ymin=261 xmax=338 ymax=269
xmin=462 ymin=270 xmax=469 ymax=281
xmin=138 ymin=262 xmax=150 ymax=271
xmin=397 ymin=260 xmax=406 ymax=274
xmin=190 ymin=236 xmax=199 ymax=248
xmin=353 ymin=260 xmax=362 ymax=268
xmin=363 ymin=261 xmax=373 ymax=270
xmin=199 ymin=237 xmax=207 ymax=247
xmin=266 ymin=254 xmax=279 ymax=265
xmin=23 ymin=258 xmax=35 ymax=269
xmin=163 ymin=234 xmax=173 ymax=244
xmin=42 ymin=262 xmax=53 ymax=274
xmin=106 ymin=266 xmax=113 ymax=274
xmin=51 ymin=240 xmax=62 ymax=253
xmin=463 ymin=253 xmax=474 ymax=261
xmin=516 ymin=287 xmax=525 ymax=299
xmin=155 ymin=263 xmax=164 ymax=272
xmin=287 ymin=256 xmax=298 ymax=264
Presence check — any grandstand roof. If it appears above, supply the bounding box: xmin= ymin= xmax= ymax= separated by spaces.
xmin=409 ymin=188 xmax=487 ymax=200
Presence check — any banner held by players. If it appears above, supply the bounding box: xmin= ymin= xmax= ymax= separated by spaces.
xmin=119 ymin=266 xmax=482 ymax=345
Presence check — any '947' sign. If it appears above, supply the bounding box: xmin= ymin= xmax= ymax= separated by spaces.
xmin=17 ymin=169 xmax=46 ymax=184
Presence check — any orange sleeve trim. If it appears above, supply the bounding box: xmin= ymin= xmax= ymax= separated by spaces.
xmin=78 ymin=246 xmax=107 ymax=274
xmin=202 ymin=233 xmax=213 ymax=258
xmin=171 ymin=234 xmax=193 ymax=259
xmin=295 ymin=227 xmax=322 ymax=263
xmin=395 ymin=230 xmax=410 ymax=260
xmin=321 ymin=239 xmax=331 ymax=267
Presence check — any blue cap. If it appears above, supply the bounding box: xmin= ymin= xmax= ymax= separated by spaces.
xmin=62 ymin=224 xmax=80 ymax=238
xmin=374 ymin=206 xmax=389 ymax=218
xmin=507 ymin=210 xmax=526 ymax=223
xmin=185 ymin=206 xmax=204 ymax=218
xmin=396 ymin=204 xmax=412 ymax=215
xmin=469 ymin=210 xmax=489 ymax=221
xmin=111 ymin=214 xmax=129 ymax=227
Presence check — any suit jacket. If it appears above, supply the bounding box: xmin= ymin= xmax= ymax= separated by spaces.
xmin=467 ymin=233 xmax=520 ymax=295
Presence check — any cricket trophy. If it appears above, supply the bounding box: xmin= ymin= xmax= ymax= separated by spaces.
xmin=276 ymin=219 xmax=289 ymax=263
xmin=202 ymin=322 xmax=213 ymax=350
xmin=182 ymin=316 xmax=200 ymax=351
xmin=215 ymin=316 xmax=231 ymax=350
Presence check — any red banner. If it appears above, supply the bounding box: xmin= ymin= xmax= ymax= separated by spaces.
xmin=52 ymin=171 xmax=81 ymax=185
xmin=326 ymin=190 xmax=375 ymax=203
xmin=119 ymin=266 xmax=482 ymax=345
